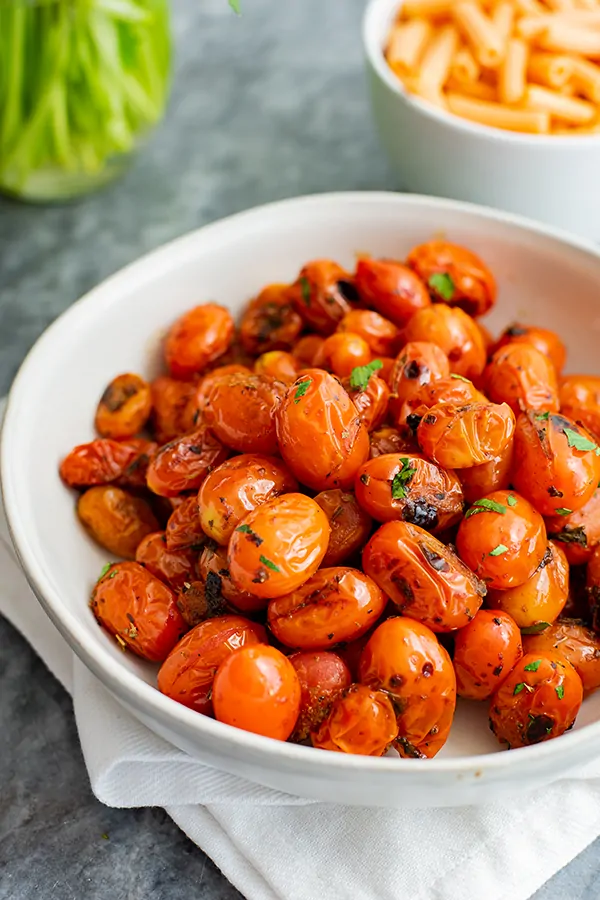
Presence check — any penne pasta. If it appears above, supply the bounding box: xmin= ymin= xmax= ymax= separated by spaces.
xmin=492 ymin=1 xmax=515 ymax=42
xmin=446 ymin=91 xmax=551 ymax=130
xmin=454 ymin=1 xmax=506 ymax=66
xmin=499 ymin=37 xmax=529 ymax=101
xmin=527 ymin=52 xmax=574 ymax=87
xmin=415 ymin=23 xmax=460 ymax=103
xmin=571 ymin=55 xmax=600 ymax=100
xmin=387 ymin=19 xmax=433 ymax=75
xmin=446 ymin=75 xmax=498 ymax=98
xmin=451 ymin=45 xmax=482 ymax=82
xmin=525 ymin=83 xmax=597 ymax=121
xmin=537 ymin=22 xmax=600 ymax=56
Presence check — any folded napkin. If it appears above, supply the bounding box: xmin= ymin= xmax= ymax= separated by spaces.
xmin=3 ymin=394 xmax=600 ymax=900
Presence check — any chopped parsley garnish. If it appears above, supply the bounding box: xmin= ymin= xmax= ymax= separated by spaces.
xmin=556 ymin=684 xmax=565 ymax=700
xmin=450 ymin=373 xmax=470 ymax=383
xmin=391 ymin=457 xmax=417 ymax=500
xmin=299 ymin=277 xmax=311 ymax=306
xmin=563 ymin=427 xmax=599 ymax=454
xmin=507 ymin=494 xmax=518 ymax=507
xmin=513 ymin=683 xmax=525 ymax=695
xmin=235 ymin=524 xmax=263 ymax=546
xmin=98 ymin=563 xmax=112 ymax=580
xmin=555 ymin=508 xmax=572 ymax=516
xmin=489 ymin=544 xmax=508 ymax=557
xmin=521 ymin=622 xmax=550 ymax=635
xmin=524 ymin=659 xmax=542 ymax=672
xmin=259 ymin=555 xmax=281 ymax=573
xmin=428 ymin=272 xmax=455 ymax=300
xmin=349 ymin=359 xmax=383 ymax=392
xmin=535 ymin=411 xmax=550 ymax=421
xmin=465 ymin=498 xmax=507 ymax=518
xmin=236 ymin=524 xmax=253 ymax=534
xmin=293 ymin=378 xmax=312 ymax=403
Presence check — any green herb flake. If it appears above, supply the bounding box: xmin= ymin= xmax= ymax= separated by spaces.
xmin=555 ymin=508 xmax=572 ymax=516
xmin=109 ymin=570 xmax=117 ymax=579
xmin=556 ymin=684 xmax=565 ymax=700
xmin=465 ymin=498 xmax=507 ymax=518
xmin=98 ymin=563 xmax=112 ymax=580
xmin=521 ymin=622 xmax=551 ymax=635
xmin=450 ymin=373 xmax=470 ymax=383
xmin=236 ymin=524 xmax=253 ymax=534
xmin=293 ymin=378 xmax=312 ymax=404
xmin=524 ymin=659 xmax=542 ymax=672
xmin=535 ymin=411 xmax=550 ymax=421
xmin=259 ymin=555 xmax=281 ymax=573
xmin=349 ymin=359 xmax=383 ymax=392
xmin=391 ymin=457 xmax=417 ymax=500
xmin=428 ymin=272 xmax=455 ymax=300
xmin=563 ymin=427 xmax=598 ymax=453
xmin=299 ymin=277 xmax=311 ymax=306
xmin=513 ymin=683 xmax=525 ymax=695
xmin=489 ymin=544 xmax=508 ymax=557
xmin=507 ymin=494 xmax=518 ymax=507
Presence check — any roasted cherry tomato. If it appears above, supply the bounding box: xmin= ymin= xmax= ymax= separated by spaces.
xmin=60 ymin=438 xmax=153 ymax=489
xmin=198 ymin=454 xmax=297 ymax=546
xmin=343 ymin=373 xmax=390 ymax=432
xmin=268 ymin=567 xmax=387 ymax=649
xmin=512 ymin=412 xmax=600 ymax=516
xmin=406 ymin=240 xmax=496 ymax=317
xmin=483 ymin=343 xmax=559 ymax=415
xmin=559 ymin=375 xmax=600 ymax=443
xmin=288 ymin=259 xmax=358 ymax=335
xmin=90 ymin=561 xmax=186 ymax=662
xmin=493 ymin=324 xmax=566 ymax=374
xmin=150 ymin=376 xmax=198 ymax=443
xmin=213 ymin=645 xmax=301 ymax=740
xmin=363 ymin=521 xmax=485 ymax=632
xmin=227 ymin=493 xmax=330 ymax=599
xmin=359 ymin=617 xmax=456 ymax=757
xmin=456 ymin=490 xmax=547 ymax=590
xmin=393 ymin=373 xmax=486 ymax=428
xmin=523 ymin=618 xmax=600 ymax=696
xmin=453 ymin=609 xmax=523 ymax=700
xmin=199 ymin=542 xmax=268 ymax=613
xmin=289 ymin=650 xmax=352 ymax=741
xmin=546 ymin=490 xmax=600 ymax=566
xmin=254 ymin=351 xmax=299 ymax=385
xmin=146 ymin=427 xmax=228 ymax=497
xmin=314 ymin=489 xmax=373 ymax=566
xmin=276 ymin=370 xmax=370 ymax=491
xmin=77 ymin=486 xmax=159 ymax=559
xmin=337 ymin=309 xmax=401 ymax=357
xmin=402 ymin=305 xmax=486 ymax=380
xmin=165 ymin=303 xmax=234 ymax=379
xmin=157 ymin=615 xmax=267 ymax=714
xmin=202 ymin=372 xmax=286 ymax=455
xmin=354 ymin=257 xmax=431 ymax=327
xmin=135 ymin=531 xmax=198 ymax=589
xmin=117 ymin=439 xmax=159 ymax=490
xmin=355 ymin=453 xmax=464 ymax=532
xmin=489 ymin=652 xmax=583 ymax=748
xmin=311 ymin=683 xmax=398 ymax=756
xmin=291 ymin=334 xmax=325 ymax=368
xmin=487 ymin=541 xmax=568 ymax=629
xmin=389 ymin=341 xmax=450 ymax=404
xmin=189 ymin=363 xmax=252 ymax=426
xmin=165 ymin=495 xmax=205 ymax=552
xmin=416 ymin=402 xmax=515 ymax=469
xmin=458 ymin=437 xmax=514 ymax=505
xmin=239 ymin=283 xmax=303 ymax=355
xmin=313 ymin=332 xmax=372 ymax=378
xmin=94 ymin=373 xmax=152 ymax=439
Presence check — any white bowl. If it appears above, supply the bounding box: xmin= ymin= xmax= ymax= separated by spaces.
xmin=4 ymin=192 xmax=600 ymax=809
xmin=363 ymin=0 xmax=600 ymax=241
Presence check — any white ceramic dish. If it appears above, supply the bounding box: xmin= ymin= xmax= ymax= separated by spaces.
xmin=363 ymin=0 xmax=600 ymax=241
xmin=4 ymin=192 xmax=600 ymax=809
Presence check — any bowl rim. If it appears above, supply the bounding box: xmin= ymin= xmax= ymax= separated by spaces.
xmin=362 ymin=0 xmax=600 ymax=147
xmin=4 ymin=189 xmax=600 ymax=780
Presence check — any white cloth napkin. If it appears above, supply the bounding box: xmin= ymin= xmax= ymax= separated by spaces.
xmin=4 ymin=395 xmax=600 ymax=900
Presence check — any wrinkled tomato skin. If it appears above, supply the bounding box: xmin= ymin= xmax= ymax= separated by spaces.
xmin=289 ymin=650 xmax=352 ymax=741
xmin=389 ymin=341 xmax=450 ymax=404
xmin=512 ymin=412 xmax=600 ymax=516
xmin=192 ymin=364 xmax=253 ymax=419
xmin=458 ymin=438 xmax=514 ymax=505
xmin=146 ymin=428 xmax=228 ymax=497
xmin=165 ymin=495 xmax=206 ymax=552
xmin=227 ymin=493 xmax=330 ymax=599
xmin=314 ymin=332 xmax=372 ymax=378
xmin=394 ymin=374 xmax=486 ymax=428
xmin=157 ymin=615 xmax=267 ymax=714
xmin=267 ymin=566 xmax=387 ymax=650
xmin=276 ymin=370 xmax=370 ymax=491
xmin=311 ymin=684 xmax=398 ymax=756
xmin=489 ymin=652 xmax=583 ymax=748
xmin=358 ymin=617 xmax=456 ymax=758
xmin=202 ymin=372 xmax=286 ymax=456
xmin=343 ymin=374 xmax=390 ymax=432
xmin=77 ymin=486 xmax=159 ymax=559
xmin=337 ymin=309 xmax=401 ymax=357
xmin=60 ymin=439 xmax=152 ymax=489
xmin=95 ymin=373 xmax=152 ymax=439
xmin=165 ymin=303 xmax=234 ymax=379
xmin=416 ymin=402 xmax=515 ymax=469
xmin=239 ymin=283 xmax=303 ymax=355
xmin=314 ymin=489 xmax=373 ymax=567
xmin=545 ymin=490 xmax=600 ymax=566
xmin=523 ymin=618 xmax=600 ymax=696
xmin=150 ymin=376 xmax=198 ymax=443
xmin=560 ymin=375 xmax=600 ymax=444
xmin=363 ymin=521 xmax=485 ymax=632
xmin=487 ymin=542 xmax=569 ymax=629
xmin=457 ymin=490 xmax=547 ymax=590
xmin=587 ymin=546 xmax=600 ymax=633
xmin=213 ymin=645 xmax=301 ymax=740
xmin=354 ymin=258 xmax=431 ymax=327
xmin=402 ymin=305 xmax=486 ymax=380
xmin=369 ymin=426 xmax=420 ymax=458
xmin=494 ymin=324 xmax=566 ymax=374
xmin=406 ymin=240 xmax=496 ymax=317
xmin=90 ymin=561 xmax=186 ymax=662
xmin=291 ymin=334 xmax=325 ymax=368
xmin=254 ymin=351 xmax=299 ymax=385
xmin=117 ymin=440 xmax=159 ymax=490
xmin=199 ymin=542 xmax=268 ymax=613
xmin=354 ymin=453 xmax=464 ymax=532
xmin=288 ymin=259 xmax=357 ymax=335
xmin=198 ymin=454 xmax=298 ymax=546
xmin=453 ymin=609 xmax=523 ymax=701
xmin=484 ymin=343 xmax=559 ymax=415
xmin=135 ymin=531 xmax=198 ymax=590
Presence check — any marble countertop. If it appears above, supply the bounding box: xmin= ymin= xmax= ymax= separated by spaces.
xmin=1 ymin=0 xmax=599 ymax=896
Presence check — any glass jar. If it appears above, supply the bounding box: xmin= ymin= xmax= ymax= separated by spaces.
xmin=0 ymin=0 xmax=171 ymax=202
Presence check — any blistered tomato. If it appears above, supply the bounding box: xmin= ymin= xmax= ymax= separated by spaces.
xmin=354 ymin=257 xmax=431 ymax=327
xmin=288 ymin=259 xmax=358 ymax=335
xmin=406 ymin=240 xmax=496 ymax=317
xmin=150 ymin=376 xmax=198 ymax=443
xmin=493 ymin=324 xmax=566 ymax=373
xmin=60 ymin=438 xmax=154 ymax=489
xmin=486 ymin=541 xmax=568 ymax=631
xmin=313 ymin=332 xmax=372 ymax=378
xmin=484 ymin=343 xmax=559 ymax=415
xmin=453 ymin=609 xmax=523 ymax=700
xmin=135 ymin=531 xmax=198 ymax=589
xmin=416 ymin=402 xmax=515 ymax=469
xmin=559 ymin=375 xmax=600 ymax=442
xmin=343 ymin=373 xmax=390 ymax=432
xmin=239 ymin=283 xmax=303 ymax=355
xmin=311 ymin=684 xmax=398 ymax=756
xmin=545 ymin=490 xmax=600 ymax=566
xmin=165 ymin=495 xmax=205 ymax=551
xmin=389 ymin=341 xmax=450 ymax=404
xmin=77 ymin=486 xmax=159 ymax=559
xmin=402 ymin=305 xmax=486 ymax=380
xmin=199 ymin=542 xmax=268 ymax=612
xmin=523 ymin=618 xmax=600 ymax=696
xmin=165 ymin=303 xmax=234 ymax=379
xmin=458 ymin=438 xmax=514 ymax=505
xmin=95 ymin=373 xmax=152 ymax=439
xmin=337 ymin=309 xmax=401 ymax=357
xmin=393 ymin=373 xmax=486 ymax=428
xmin=313 ymin=489 xmax=373 ymax=566
xmin=254 ymin=351 xmax=299 ymax=385
xmin=146 ymin=428 xmax=228 ymax=497
xmin=202 ymin=372 xmax=286 ymax=455
xmin=289 ymin=651 xmax=352 ymax=741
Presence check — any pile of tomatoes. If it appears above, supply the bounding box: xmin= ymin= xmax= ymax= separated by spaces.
xmin=60 ymin=240 xmax=600 ymax=758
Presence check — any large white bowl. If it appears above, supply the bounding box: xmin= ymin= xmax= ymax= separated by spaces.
xmin=363 ymin=0 xmax=600 ymax=240
xmin=4 ymin=192 xmax=600 ymax=809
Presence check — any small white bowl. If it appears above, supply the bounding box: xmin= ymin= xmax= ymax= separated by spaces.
xmin=363 ymin=0 xmax=600 ymax=240
xmin=4 ymin=192 xmax=600 ymax=809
